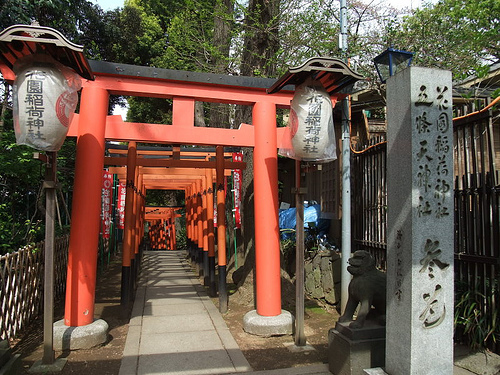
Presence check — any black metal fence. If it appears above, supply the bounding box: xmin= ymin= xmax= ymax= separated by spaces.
xmin=352 ymin=109 xmax=499 ymax=352
xmin=352 ymin=136 xmax=387 ymax=267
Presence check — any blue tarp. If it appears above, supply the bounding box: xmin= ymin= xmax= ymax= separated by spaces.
xmin=279 ymin=204 xmax=330 ymax=239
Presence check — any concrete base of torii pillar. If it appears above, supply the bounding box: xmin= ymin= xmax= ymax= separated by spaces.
xmin=52 ymin=319 xmax=109 ymax=351
xmin=243 ymin=310 xmax=294 ymax=337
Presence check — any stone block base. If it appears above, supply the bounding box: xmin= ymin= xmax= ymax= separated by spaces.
xmin=328 ymin=322 xmax=386 ymax=375
xmin=53 ymin=319 xmax=108 ymax=351
xmin=243 ymin=310 xmax=294 ymax=337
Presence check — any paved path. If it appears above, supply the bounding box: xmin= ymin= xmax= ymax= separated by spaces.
xmin=119 ymin=250 xmax=253 ymax=375
xmin=118 ymin=250 xmax=491 ymax=375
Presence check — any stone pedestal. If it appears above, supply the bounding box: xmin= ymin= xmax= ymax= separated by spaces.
xmin=243 ymin=310 xmax=294 ymax=337
xmin=53 ymin=319 xmax=108 ymax=350
xmin=328 ymin=322 xmax=385 ymax=375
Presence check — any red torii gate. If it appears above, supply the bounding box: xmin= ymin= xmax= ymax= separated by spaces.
xmin=0 ymin=23 xmax=361 ymax=343
xmin=144 ymin=206 xmax=182 ymax=250
xmin=62 ymin=61 xmax=294 ymax=333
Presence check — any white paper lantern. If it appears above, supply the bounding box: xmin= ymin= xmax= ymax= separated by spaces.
xmin=279 ymin=79 xmax=337 ymax=162
xmin=13 ymin=63 xmax=79 ymax=151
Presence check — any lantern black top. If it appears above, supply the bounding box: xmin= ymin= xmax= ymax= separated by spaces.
xmin=373 ymin=48 xmax=413 ymax=83
xmin=0 ymin=23 xmax=94 ymax=81
xmin=267 ymin=57 xmax=364 ymax=97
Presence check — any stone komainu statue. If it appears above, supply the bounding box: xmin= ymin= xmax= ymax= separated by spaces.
xmin=338 ymin=250 xmax=386 ymax=329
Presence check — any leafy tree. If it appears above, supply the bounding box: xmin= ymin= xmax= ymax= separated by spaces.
xmin=0 ymin=0 xmax=117 ymax=253
xmin=386 ymin=0 xmax=500 ymax=80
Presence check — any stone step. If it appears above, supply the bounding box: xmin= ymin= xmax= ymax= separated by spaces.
xmin=0 ymin=340 xmax=20 ymax=375
xmin=0 ymin=340 xmax=12 ymax=369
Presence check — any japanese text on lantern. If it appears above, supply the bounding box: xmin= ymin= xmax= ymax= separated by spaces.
xmin=24 ymin=73 xmax=46 ymax=140
xmin=302 ymin=94 xmax=323 ymax=154
xmin=414 ymin=83 xmax=451 ymax=329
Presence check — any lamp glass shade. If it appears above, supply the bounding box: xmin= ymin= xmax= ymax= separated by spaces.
xmin=374 ymin=48 xmax=413 ymax=83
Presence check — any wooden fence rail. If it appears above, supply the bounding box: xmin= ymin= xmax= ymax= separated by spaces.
xmin=0 ymin=235 xmax=69 ymax=341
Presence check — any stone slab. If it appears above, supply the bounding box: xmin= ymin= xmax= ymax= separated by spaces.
xmin=139 ymin=330 xmax=224 ymax=355
xmin=226 ymin=363 xmax=331 ymax=374
xmin=141 ymin=313 xmax=214 ymax=334
xmin=334 ymin=321 xmax=385 ymax=341
xmin=243 ymin=310 xmax=294 ymax=337
xmin=53 ymin=319 xmax=108 ymax=351
xmin=328 ymin=327 xmax=385 ymax=375
xmin=142 ymin=301 xmax=208 ymax=316
xmin=284 ymin=342 xmax=316 ymax=353
xmin=137 ymin=349 xmax=236 ymax=375
xmin=0 ymin=353 xmax=20 ymax=375
xmin=28 ymin=358 xmax=67 ymax=373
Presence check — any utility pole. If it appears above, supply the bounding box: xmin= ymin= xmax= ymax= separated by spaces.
xmin=339 ymin=0 xmax=351 ymax=314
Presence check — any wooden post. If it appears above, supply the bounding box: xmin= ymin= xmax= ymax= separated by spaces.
xmin=295 ymin=160 xmax=306 ymax=346
xmin=121 ymin=141 xmax=137 ymax=307
xmin=206 ymin=168 xmax=216 ymax=296
xmin=64 ymin=86 xmax=108 ymax=326
xmin=216 ymin=146 xmax=228 ymax=312
xmin=42 ymin=152 xmax=57 ymax=364
xmin=253 ymin=101 xmax=281 ymax=316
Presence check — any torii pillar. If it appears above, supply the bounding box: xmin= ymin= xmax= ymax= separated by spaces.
xmin=54 ymin=85 xmax=109 ymax=350
xmin=243 ymin=101 xmax=293 ymax=335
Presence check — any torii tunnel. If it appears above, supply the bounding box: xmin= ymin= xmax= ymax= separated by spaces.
xmin=106 ymin=145 xmax=240 ymax=302
xmin=0 ymin=24 xmax=362 ymax=335
xmin=60 ymin=60 xmax=299 ymax=329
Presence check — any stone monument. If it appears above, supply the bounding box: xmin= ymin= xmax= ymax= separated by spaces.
xmin=384 ymin=66 xmax=454 ymax=374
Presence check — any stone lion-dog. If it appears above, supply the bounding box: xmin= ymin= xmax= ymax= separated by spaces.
xmin=338 ymin=250 xmax=386 ymax=329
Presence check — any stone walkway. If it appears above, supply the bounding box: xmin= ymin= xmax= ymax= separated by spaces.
xmin=117 ymin=250 xmax=498 ymax=375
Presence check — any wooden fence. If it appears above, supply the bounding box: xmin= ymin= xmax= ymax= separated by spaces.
xmin=0 ymin=235 xmax=69 ymax=341
xmin=352 ymin=109 xmax=499 ymax=351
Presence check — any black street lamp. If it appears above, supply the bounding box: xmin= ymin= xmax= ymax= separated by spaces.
xmin=373 ymin=47 xmax=414 ymax=83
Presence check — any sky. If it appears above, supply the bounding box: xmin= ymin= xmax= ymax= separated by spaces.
xmin=92 ymin=0 xmax=433 ymax=11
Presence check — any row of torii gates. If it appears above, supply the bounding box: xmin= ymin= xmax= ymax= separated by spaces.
xmin=0 ymin=24 xmax=362 ymax=335
xmin=105 ymin=144 xmax=245 ymax=308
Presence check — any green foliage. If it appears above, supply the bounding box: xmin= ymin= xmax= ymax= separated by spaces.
xmin=175 ymin=225 xmax=187 ymax=250
xmin=386 ymin=0 xmax=500 ymax=79
xmin=0 ymin=113 xmax=44 ymax=253
xmin=455 ymin=280 xmax=500 ymax=351
xmin=112 ymin=2 xmax=167 ymax=66
xmin=126 ymin=97 xmax=172 ymax=124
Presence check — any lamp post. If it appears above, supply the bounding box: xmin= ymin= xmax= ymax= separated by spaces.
xmin=268 ymin=57 xmax=363 ymax=348
xmin=0 ymin=23 xmax=92 ymax=373
xmin=373 ymin=47 xmax=414 ymax=83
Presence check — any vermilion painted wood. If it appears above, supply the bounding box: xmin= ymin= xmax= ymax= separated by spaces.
xmin=63 ymin=65 xmax=298 ymax=327
xmin=69 ymin=114 xmax=289 ymax=148
xmin=206 ymin=169 xmax=215 ymax=258
xmin=216 ymin=146 xmax=227 ymax=267
xmin=64 ymin=86 xmax=108 ymax=327
xmin=253 ymin=101 xmax=282 ymax=317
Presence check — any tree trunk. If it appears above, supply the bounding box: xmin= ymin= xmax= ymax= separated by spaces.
xmin=236 ymin=0 xmax=280 ymax=282
xmin=210 ymin=0 xmax=234 ymax=129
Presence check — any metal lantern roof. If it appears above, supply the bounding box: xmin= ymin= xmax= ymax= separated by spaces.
xmin=267 ymin=57 xmax=364 ymax=96
xmin=0 ymin=23 xmax=94 ymax=81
